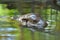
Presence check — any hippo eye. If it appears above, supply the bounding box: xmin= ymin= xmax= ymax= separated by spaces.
xmin=32 ymin=20 xmax=38 ymax=24
xmin=33 ymin=20 xmax=37 ymax=22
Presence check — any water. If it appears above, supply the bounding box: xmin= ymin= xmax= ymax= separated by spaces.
xmin=0 ymin=15 xmax=60 ymax=40
xmin=0 ymin=16 xmax=19 ymax=40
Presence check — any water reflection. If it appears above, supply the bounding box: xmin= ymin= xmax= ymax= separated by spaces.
xmin=0 ymin=16 xmax=18 ymax=40
xmin=0 ymin=28 xmax=17 ymax=40
xmin=1 ymin=36 xmax=16 ymax=40
xmin=0 ymin=28 xmax=17 ymax=32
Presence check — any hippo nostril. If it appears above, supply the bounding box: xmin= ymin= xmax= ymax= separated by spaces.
xmin=22 ymin=19 xmax=29 ymax=22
